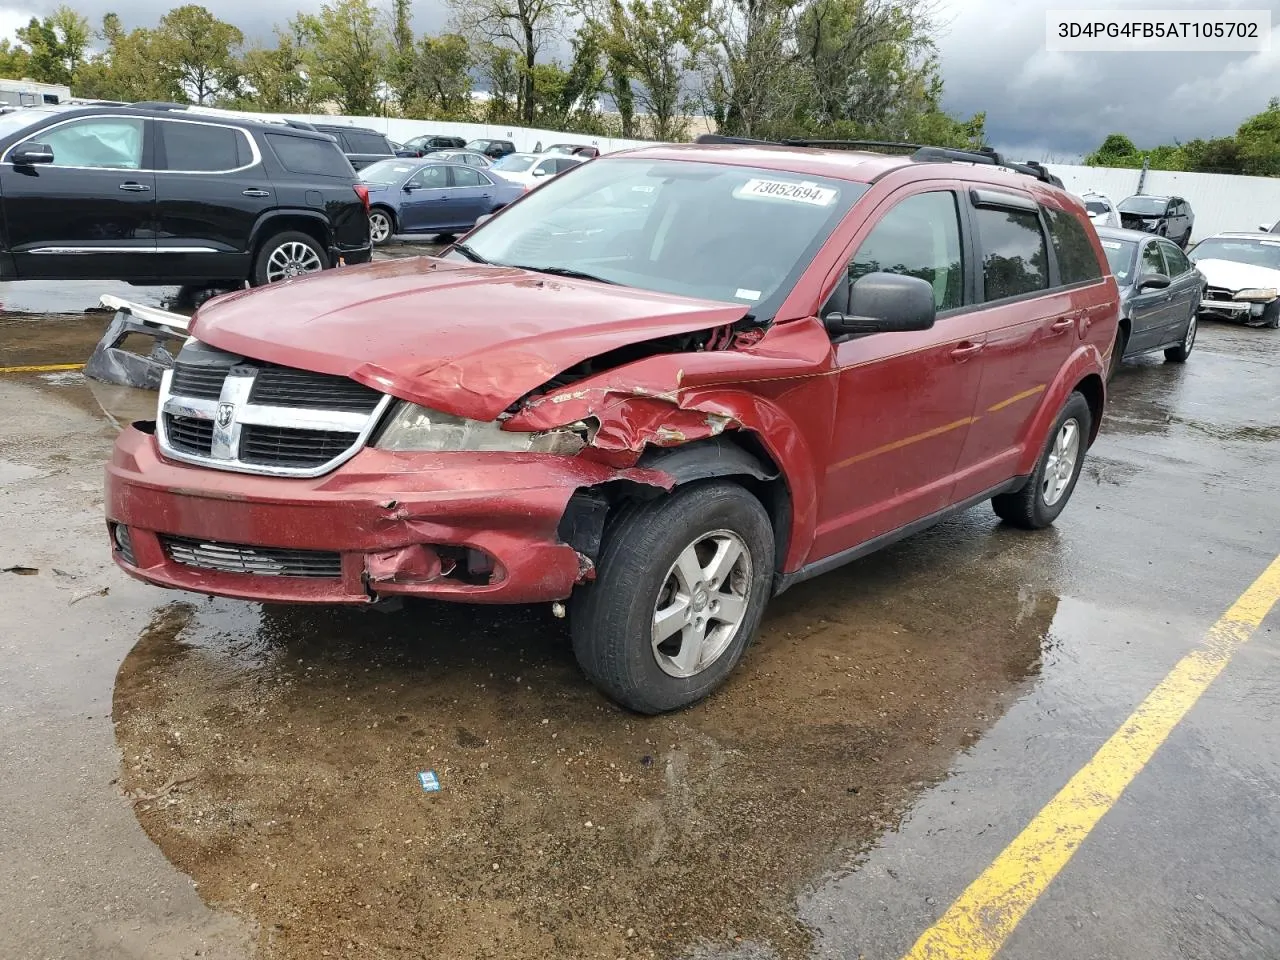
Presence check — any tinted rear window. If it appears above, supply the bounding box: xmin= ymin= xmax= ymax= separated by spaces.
xmin=976 ymin=207 xmax=1049 ymax=301
xmin=160 ymin=121 xmax=243 ymax=172
xmin=1044 ymin=207 xmax=1103 ymax=285
xmin=266 ymin=133 xmax=353 ymax=178
xmin=345 ymin=132 xmax=391 ymax=154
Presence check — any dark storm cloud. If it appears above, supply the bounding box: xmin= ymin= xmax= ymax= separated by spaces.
xmin=934 ymin=0 xmax=1280 ymax=160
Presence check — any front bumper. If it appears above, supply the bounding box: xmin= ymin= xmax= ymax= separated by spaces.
xmin=1199 ymin=297 xmax=1271 ymax=320
xmin=106 ymin=426 xmax=637 ymax=605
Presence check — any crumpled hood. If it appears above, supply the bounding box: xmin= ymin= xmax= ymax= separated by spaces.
xmin=191 ymin=257 xmax=749 ymax=420
xmin=1194 ymin=258 xmax=1280 ymax=294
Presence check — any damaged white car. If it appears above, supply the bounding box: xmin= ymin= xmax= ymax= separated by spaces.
xmin=1189 ymin=233 xmax=1280 ymax=329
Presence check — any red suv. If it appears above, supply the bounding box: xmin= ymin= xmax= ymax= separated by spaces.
xmin=105 ymin=139 xmax=1119 ymax=713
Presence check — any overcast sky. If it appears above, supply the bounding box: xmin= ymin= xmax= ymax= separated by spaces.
xmin=1 ymin=0 xmax=1277 ymax=159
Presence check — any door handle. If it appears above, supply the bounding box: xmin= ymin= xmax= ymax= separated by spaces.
xmin=949 ymin=341 xmax=985 ymax=360
xmin=1049 ymin=316 xmax=1076 ymax=334
xmin=118 ymin=182 xmax=150 ymax=192
xmin=242 ymin=188 xmax=270 ymax=198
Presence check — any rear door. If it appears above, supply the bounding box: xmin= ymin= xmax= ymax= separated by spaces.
xmin=954 ymin=193 xmax=1093 ymax=497
xmin=445 ymin=165 xmax=493 ymax=227
xmin=2 ymin=114 xmax=156 ymax=280
xmin=153 ymin=117 xmax=266 ymax=283
xmin=812 ymin=185 xmax=987 ymax=562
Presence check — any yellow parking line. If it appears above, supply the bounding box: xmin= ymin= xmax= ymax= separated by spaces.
xmin=0 ymin=362 xmax=85 ymax=374
xmin=902 ymin=552 xmax=1280 ymax=960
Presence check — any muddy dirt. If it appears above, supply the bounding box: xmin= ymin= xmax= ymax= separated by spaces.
xmin=112 ymin=520 xmax=1057 ymax=960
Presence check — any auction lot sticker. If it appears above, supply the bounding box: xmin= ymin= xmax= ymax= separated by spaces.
xmin=735 ymin=179 xmax=838 ymax=206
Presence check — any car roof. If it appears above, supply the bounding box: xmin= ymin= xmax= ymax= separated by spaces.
xmin=1121 ymin=193 xmax=1178 ymax=202
xmin=1202 ymin=232 xmax=1278 ymax=240
xmin=1095 ymin=225 xmax=1164 ymax=243
xmin=0 ymin=103 xmax=341 ymax=141
xmin=311 ymin=123 xmax=383 ymax=135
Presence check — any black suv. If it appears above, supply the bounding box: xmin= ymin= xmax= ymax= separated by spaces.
xmin=403 ymin=134 xmax=466 ymax=156
xmin=309 ymin=124 xmax=395 ymax=170
xmin=1117 ymin=194 xmax=1195 ymax=248
xmin=0 ymin=104 xmax=372 ymax=287
xmin=464 ymin=138 xmax=516 ymax=159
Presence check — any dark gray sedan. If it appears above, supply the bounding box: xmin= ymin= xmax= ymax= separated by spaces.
xmin=1097 ymin=225 xmax=1205 ymax=379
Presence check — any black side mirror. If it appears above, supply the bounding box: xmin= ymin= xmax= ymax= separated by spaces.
xmin=824 ymin=272 xmax=937 ymax=336
xmin=1137 ymin=274 xmax=1172 ymax=292
xmin=12 ymin=143 xmax=53 ymax=165
xmin=403 ymin=183 xmax=415 ymax=192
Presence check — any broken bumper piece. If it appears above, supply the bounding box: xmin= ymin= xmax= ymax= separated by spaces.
xmin=84 ymin=297 xmax=191 ymax=390
xmin=105 ymin=425 xmax=656 ymax=604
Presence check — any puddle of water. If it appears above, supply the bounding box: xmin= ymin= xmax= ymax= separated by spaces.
xmin=112 ymin=515 xmax=1060 ymax=960
xmin=0 ymin=280 xmax=181 ymax=315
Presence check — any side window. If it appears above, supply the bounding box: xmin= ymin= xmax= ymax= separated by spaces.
xmin=1044 ymin=206 xmax=1103 ymax=286
xmin=347 ymin=132 xmax=390 ymax=154
xmin=35 ymin=117 xmax=144 ymax=169
xmin=535 ymin=159 xmax=557 ymax=176
xmin=265 ymin=133 xmax=352 ymax=177
xmin=410 ymin=165 xmax=448 ymax=189
xmin=159 ymin=121 xmax=244 ymax=172
xmin=1160 ymin=241 xmax=1190 ymax=275
xmin=849 ymin=191 xmax=964 ymax=311
xmin=450 ymin=165 xmax=483 ymax=187
xmin=975 ymin=206 xmax=1049 ymax=301
xmin=1139 ymin=241 xmax=1167 ymax=278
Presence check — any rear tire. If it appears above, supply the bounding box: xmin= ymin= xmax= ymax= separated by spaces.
xmin=251 ymin=231 xmax=328 ymax=287
xmin=368 ymin=208 xmax=394 ymax=246
xmin=1165 ymin=309 xmax=1196 ymax=362
xmin=569 ymin=481 xmax=775 ymax=714
xmin=992 ymin=392 xmax=1092 ymax=530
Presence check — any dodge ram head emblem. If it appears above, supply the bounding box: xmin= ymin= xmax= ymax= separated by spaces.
xmin=216 ymin=402 xmax=235 ymax=427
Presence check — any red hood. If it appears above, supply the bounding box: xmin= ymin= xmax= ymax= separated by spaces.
xmin=192 ymin=257 xmax=749 ymax=420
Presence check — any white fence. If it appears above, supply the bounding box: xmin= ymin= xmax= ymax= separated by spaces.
xmin=192 ymin=106 xmax=1280 ymax=241
xmin=1042 ymin=164 xmax=1280 ymax=241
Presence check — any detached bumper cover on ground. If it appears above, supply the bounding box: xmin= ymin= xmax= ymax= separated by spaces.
xmin=106 ymin=426 xmax=667 ymax=604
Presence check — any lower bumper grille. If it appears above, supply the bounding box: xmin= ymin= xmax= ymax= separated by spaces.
xmin=161 ymin=535 xmax=342 ymax=579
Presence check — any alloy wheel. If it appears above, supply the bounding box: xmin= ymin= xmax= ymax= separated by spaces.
xmin=369 ymin=211 xmax=392 ymax=244
xmin=265 ymin=241 xmax=324 ymax=283
xmin=1042 ymin=418 xmax=1081 ymax=507
xmin=651 ymin=530 xmax=753 ymax=679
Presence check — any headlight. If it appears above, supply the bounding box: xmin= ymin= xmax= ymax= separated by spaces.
xmin=1233 ymin=287 xmax=1278 ymax=302
xmin=374 ymin=403 xmax=587 ymax=454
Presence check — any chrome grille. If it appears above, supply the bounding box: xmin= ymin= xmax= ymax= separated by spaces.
xmin=158 ymin=343 xmax=391 ymax=478
xmin=161 ymin=535 xmax=341 ymax=578
xmin=240 ymin=424 xmax=360 ymax=468
xmin=249 ymin=367 xmax=382 ymax=413
xmin=165 ymin=414 xmax=215 ymax=456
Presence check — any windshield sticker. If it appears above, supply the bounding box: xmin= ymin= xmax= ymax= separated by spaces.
xmin=735 ymin=178 xmax=837 ymax=206
xmin=735 ymin=288 xmax=761 ymax=301
xmin=631 ymin=184 xmax=655 ymax=193
xmin=1100 ymin=240 xmax=1123 ymax=249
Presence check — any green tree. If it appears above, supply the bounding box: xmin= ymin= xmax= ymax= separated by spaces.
xmin=606 ymin=53 xmax=635 ymax=138
xmin=73 ymin=13 xmax=184 ymax=102
xmin=532 ymin=28 xmax=605 ymax=129
xmin=15 ymin=6 xmax=90 ymax=85
xmin=0 ymin=39 xmax=32 ymax=79
xmin=702 ymin=0 xmax=807 ymax=138
xmin=387 ymin=0 xmax=418 ymax=111
xmin=594 ymin=0 xmax=709 ymax=141
xmin=1085 ymin=133 xmax=1142 ymax=168
xmin=230 ymin=27 xmax=317 ymax=112
xmin=152 ymin=5 xmax=244 ymax=104
xmin=293 ymin=0 xmax=389 ymax=116
xmin=1236 ymin=97 xmax=1280 ymax=177
xmin=406 ymin=33 xmax=475 ymax=118
xmin=450 ymin=0 xmax=571 ymax=123
xmin=1181 ymin=137 xmax=1241 ymax=174
xmin=476 ymin=42 xmax=521 ymax=121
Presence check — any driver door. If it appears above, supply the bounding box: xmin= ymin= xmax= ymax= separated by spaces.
xmin=810 ymin=186 xmax=987 ymax=563
xmin=1127 ymin=239 xmax=1175 ymax=352
xmin=397 ymin=164 xmax=451 ymax=232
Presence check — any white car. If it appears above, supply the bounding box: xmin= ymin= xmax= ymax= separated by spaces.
xmin=1081 ymin=192 xmax=1120 ymax=228
xmin=1188 ymin=232 xmax=1280 ymax=328
xmin=489 ymin=152 xmax=586 ymax=188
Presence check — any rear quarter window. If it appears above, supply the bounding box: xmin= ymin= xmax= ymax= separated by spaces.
xmin=345 ymin=132 xmax=391 ymax=154
xmin=265 ymin=133 xmax=354 ymax=178
xmin=1044 ymin=207 xmax=1104 ymax=285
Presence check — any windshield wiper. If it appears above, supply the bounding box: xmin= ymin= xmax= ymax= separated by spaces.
xmin=451 ymin=242 xmax=489 ymax=264
xmin=508 ymin=264 xmax=618 ymax=285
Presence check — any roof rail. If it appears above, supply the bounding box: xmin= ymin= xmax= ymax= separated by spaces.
xmin=692 ymin=133 xmax=1063 ymax=188
xmin=130 ymin=101 xmax=190 ymax=111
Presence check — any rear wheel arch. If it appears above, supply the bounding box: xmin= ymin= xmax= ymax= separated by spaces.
xmin=249 ymin=212 xmax=330 ymax=261
xmin=1073 ymin=373 xmax=1105 ymax=444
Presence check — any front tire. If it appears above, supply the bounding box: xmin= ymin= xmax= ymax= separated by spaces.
xmin=1165 ymin=309 xmax=1196 ymax=362
xmin=251 ymin=231 xmax=328 ymax=287
xmin=570 ymin=481 xmax=775 ymax=714
xmin=992 ymin=392 xmax=1092 ymax=530
xmin=1261 ymin=300 xmax=1280 ymax=329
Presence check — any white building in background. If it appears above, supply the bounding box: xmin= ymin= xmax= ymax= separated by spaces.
xmin=0 ymin=78 xmax=71 ymax=107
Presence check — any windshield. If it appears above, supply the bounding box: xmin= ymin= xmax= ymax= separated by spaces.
xmin=1099 ymin=238 xmax=1138 ymax=284
xmin=465 ymin=140 xmax=492 ymax=150
xmin=1188 ymin=237 xmax=1280 ymax=271
xmin=455 ymin=157 xmax=866 ymax=318
xmin=492 ymin=154 xmax=535 ymax=172
xmin=1084 ymin=200 xmax=1109 ymax=215
xmin=1119 ymin=196 xmax=1170 ymax=216
xmin=358 ymin=159 xmax=419 ymax=185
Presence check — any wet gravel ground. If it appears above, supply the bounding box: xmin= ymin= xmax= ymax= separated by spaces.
xmin=1 ymin=271 xmax=1278 ymax=960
